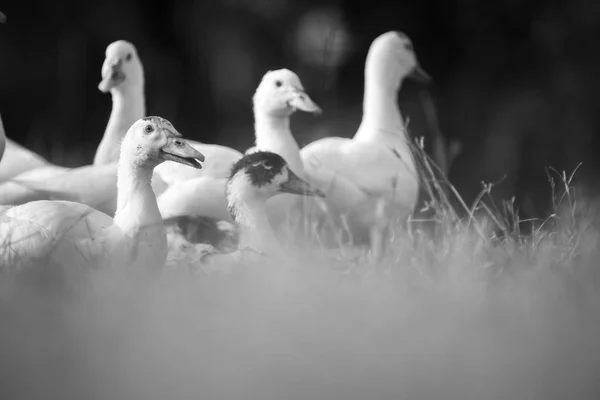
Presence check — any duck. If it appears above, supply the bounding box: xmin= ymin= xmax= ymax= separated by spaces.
xmin=169 ymin=151 xmax=324 ymax=274
xmin=157 ymin=68 xmax=321 ymax=226
xmin=299 ymin=31 xmax=431 ymax=262
xmin=0 ymin=116 xmax=204 ymax=274
xmin=0 ymin=39 xmax=238 ymax=214
xmin=0 ymin=40 xmax=148 ymax=212
xmin=0 ymin=40 xmax=144 ymax=184
xmin=94 ymin=40 xmax=241 ymax=186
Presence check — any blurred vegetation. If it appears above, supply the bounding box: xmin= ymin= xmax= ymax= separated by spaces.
xmin=1 ymin=0 xmax=599 ymax=219
xmin=2 ymin=143 xmax=600 ymax=400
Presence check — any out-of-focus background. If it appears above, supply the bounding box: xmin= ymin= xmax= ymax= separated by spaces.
xmin=1 ymin=0 xmax=599 ymax=217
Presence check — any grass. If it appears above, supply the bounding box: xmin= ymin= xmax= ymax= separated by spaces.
xmin=1 ymin=138 xmax=600 ymax=400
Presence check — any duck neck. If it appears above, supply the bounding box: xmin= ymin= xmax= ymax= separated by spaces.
xmin=230 ymin=198 xmax=280 ymax=255
xmin=355 ymin=76 xmax=416 ymax=173
xmin=355 ymin=77 xmax=405 ymax=142
xmin=113 ymin=160 xmax=164 ymax=246
xmin=94 ymin=86 xmax=145 ymax=165
xmin=254 ymin=111 xmax=305 ymax=176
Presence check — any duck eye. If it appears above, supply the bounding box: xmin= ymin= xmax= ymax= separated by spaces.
xmin=125 ymin=52 xmax=133 ymax=61
xmin=262 ymin=160 xmax=273 ymax=169
xmin=404 ymin=42 xmax=413 ymax=52
xmin=275 ymin=80 xmax=283 ymax=88
xmin=144 ymin=124 xmax=154 ymax=134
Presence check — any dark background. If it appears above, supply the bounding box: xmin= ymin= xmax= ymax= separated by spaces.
xmin=1 ymin=0 xmax=599 ymax=218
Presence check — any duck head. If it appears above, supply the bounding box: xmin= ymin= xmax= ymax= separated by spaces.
xmin=366 ymin=31 xmax=432 ymax=88
xmin=253 ymin=69 xmax=322 ymax=117
xmin=226 ymin=151 xmax=324 ymax=216
xmin=120 ymin=116 xmax=205 ymax=169
xmin=98 ymin=40 xmax=144 ymax=93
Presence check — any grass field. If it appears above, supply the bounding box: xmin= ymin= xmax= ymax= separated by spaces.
xmin=1 ymin=142 xmax=599 ymax=400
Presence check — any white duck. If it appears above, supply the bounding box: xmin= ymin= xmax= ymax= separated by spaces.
xmin=299 ymin=31 xmax=431 ymax=261
xmin=157 ymin=68 xmax=321 ymax=223
xmin=0 ymin=40 xmax=143 ymax=184
xmin=94 ymin=40 xmax=241 ymax=185
xmin=0 ymin=117 xmax=204 ymax=272
xmin=173 ymin=151 xmax=324 ymax=273
xmin=0 ymin=41 xmax=160 ymax=213
xmin=94 ymin=39 xmax=239 ymax=180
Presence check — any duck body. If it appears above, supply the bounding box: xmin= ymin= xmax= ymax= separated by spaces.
xmin=154 ymin=139 xmax=243 ymax=222
xmin=0 ymin=138 xmax=57 ymax=182
xmin=154 ymin=142 xmax=242 ymax=184
xmin=158 ymin=176 xmax=231 ymax=221
xmin=0 ymin=163 xmax=119 ymax=215
xmin=0 ymin=200 xmax=126 ymax=270
xmin=8 ymin=162 xmax=71 ymax=181
xmin=0 ymin=114 xmax=56 ymax=182
xmin=301 ymin=128 xmax=419 ymax=222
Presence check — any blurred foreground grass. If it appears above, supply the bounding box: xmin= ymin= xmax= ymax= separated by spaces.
xmin=1 ymin=141 xmax=599 ymax=400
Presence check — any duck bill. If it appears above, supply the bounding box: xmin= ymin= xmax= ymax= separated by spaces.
xmin=280 ymin=169 xmax=325 ymax=198
xmin=161 ymin=138 xmax=205 ymax=169
xmin=98 ymin=59 xmax=125 ymax=92
xmin=407 ymin=64 xmax=432 ymax=83
xmin=287 ymin=89 xmax=322 ymax=114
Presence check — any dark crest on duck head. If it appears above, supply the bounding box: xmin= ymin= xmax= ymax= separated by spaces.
xmin=229 ymin=151 xmax=287 ymax=187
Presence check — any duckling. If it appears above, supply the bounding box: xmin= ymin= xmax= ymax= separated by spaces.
xmin=0 ymin=117 xmax=204 ymax=275
xmin=299 ymin=31 xmax=431 ymax=262
xmin=169 ymin=151 xmax=324 ymax=274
